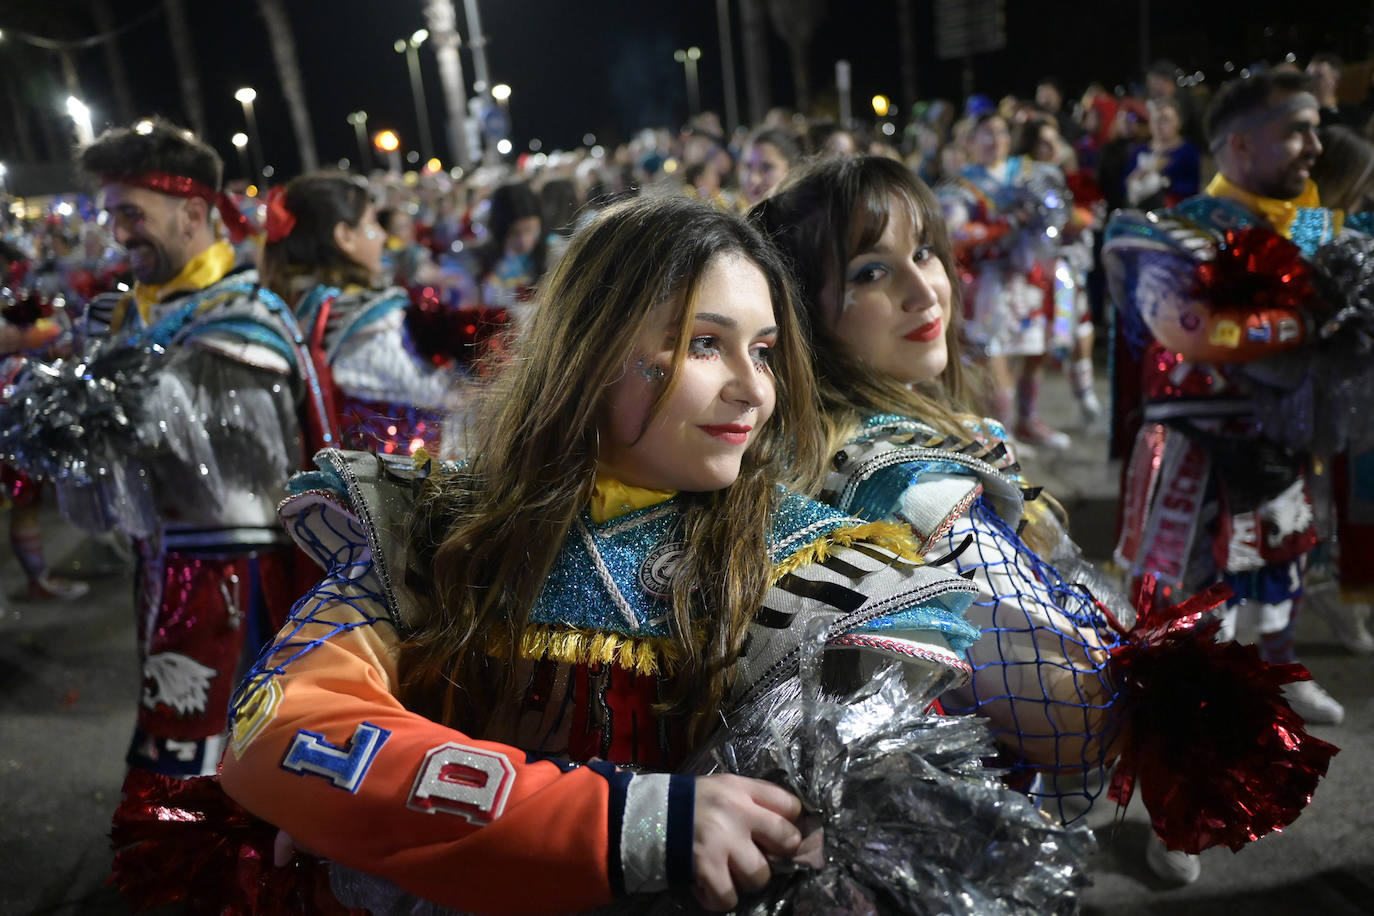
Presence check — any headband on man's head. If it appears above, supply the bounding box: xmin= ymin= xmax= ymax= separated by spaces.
xmin=1208 ymin=91 xmax=1319 ymax=153
xmin=103 ymin=170 xmax=257 ymax=243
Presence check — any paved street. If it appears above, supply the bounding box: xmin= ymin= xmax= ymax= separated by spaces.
xmin=1 ymin=367 xmax=1371 ymax=915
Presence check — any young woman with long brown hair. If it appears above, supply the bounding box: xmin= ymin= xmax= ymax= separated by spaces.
xmin=752 ymin=155 xmax=1131 ymax=820
xmin=220 ymin=194 xmax=980 ymax=913
xmin=753 ymin=154 xmax=1341 ymax=886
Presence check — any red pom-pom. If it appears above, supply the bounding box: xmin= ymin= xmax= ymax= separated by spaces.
xmin=404 ymin=286 xmax=511 ymax=371
xmin=1107 ymin=576 xmax=1339 ymax=854
xmin=109 ymin=770 xmax=359 ymax=915
xmin=1194 ymin=226 xmax=1317 ymax=315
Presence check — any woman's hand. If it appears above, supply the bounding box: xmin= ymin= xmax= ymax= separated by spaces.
xmin=691 ymin=774 xmax=803 ymax=911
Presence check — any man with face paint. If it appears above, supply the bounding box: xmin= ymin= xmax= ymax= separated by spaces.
xmin=1104 ymin=70 xmax=1342 ymax=884
xmin=1 ymin=120 xmax=327 ymax=781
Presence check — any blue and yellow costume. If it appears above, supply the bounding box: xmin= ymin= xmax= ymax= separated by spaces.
xmin=220 ymin=448 xmax=980 ymax=913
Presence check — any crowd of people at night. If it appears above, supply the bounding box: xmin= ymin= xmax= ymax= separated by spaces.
xmin=3 ymin=44 xmax=1374 ymax=913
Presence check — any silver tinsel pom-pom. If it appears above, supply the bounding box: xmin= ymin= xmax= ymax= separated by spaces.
xmin=1244 ymin=233 xmax=1374 ymax=455
xmin=0 ymin=343 xmax=163 ymax=534
xmin=331 ymin=625 xmax=1094 ymax=916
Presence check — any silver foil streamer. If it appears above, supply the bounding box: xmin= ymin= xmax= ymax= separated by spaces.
xmin=330 ymin=624 xmax=1094 ymax=915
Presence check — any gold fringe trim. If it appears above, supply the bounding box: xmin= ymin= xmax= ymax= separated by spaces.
xmin=489 ymin=624 xmax=683 ymax=676
xmin=770 ymin=520 xmax=923 ymax=584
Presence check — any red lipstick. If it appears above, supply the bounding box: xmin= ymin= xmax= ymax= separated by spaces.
xmin=700 ymin=423 xmax=753 ymax=445
xmin=904 ymin=317 xmax=943 ymax=342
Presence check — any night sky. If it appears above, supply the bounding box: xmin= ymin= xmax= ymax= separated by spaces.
xmin=1 ymin=0 xmax=1372 ymax=183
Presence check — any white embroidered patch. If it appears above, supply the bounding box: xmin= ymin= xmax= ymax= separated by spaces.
xmin=408 ymin=742 xmax=516 ymax=824
xmin=142 ymin=652 xmax=216 ymax=716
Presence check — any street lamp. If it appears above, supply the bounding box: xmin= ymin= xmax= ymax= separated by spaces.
xmin=395 ymin=29 xmax=434 ymax=162
xmin=231 ymin=132 xmax=250 ymax=180
xmin=234 ymin=87 xmax=265 ymax=180
xmin=347 ymin=110 xmax=372 ymax=173
xmin=66 ymin=96 xmax=94 ymax=145
xmin=673 ymin=46 xmax=702 ymax=119
xmin=373 ymin=129 xmax=402 ymax=173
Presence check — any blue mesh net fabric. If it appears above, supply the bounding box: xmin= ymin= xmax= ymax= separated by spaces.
xmin=230 ymin=501 xmax=388 ymax=718
xmin=939 ymin=498 xmax=1125 ymax=824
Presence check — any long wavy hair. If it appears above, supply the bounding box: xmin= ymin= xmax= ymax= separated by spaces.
xmin=401 ymin=195 xmax=825 ymax=747
xmin=748 ymin=155 xmax=976 ymax=466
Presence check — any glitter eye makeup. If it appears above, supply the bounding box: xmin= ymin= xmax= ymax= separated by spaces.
xmin=687 ymin=337 xmax=721 ymax=360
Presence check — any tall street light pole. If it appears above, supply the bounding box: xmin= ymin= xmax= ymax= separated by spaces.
xmin=235 ymin=87 xmax=264 ymax=181
xmin=674 ymin=47 xmax=702 ymax=120
xmin=423 ymin=0 xmax=473 ymax=171
xmin=347 ymin=111 xmax=372 ymax=174
xmin=395 ymin=29 xmax=435 ymax=163
xmin=231 ymin=132 xmax=251 ymax=181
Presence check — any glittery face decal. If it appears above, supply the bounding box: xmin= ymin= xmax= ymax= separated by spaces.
xmin=280 ymin=722 xmax=392 ymax=793
xmin=841 ymin=287 xmax=858 ymax=315
xmin=633 ymin=357 xmax=667 ymax=385
xmin=407 ymin=741 xmax=516 ymax=824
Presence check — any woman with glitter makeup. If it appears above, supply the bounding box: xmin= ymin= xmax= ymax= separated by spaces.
xmin=260 ymin=171 xmax=453 ymax=456
xmin=750 ymin=153 xmax=1343 ymax=869
xmin=751 ymin=155 xmax=1127 ymax=820
xmin=218 ymin=196 xmax=996 ymax=913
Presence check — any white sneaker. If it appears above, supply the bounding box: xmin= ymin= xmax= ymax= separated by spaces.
xmin=1309 ymin=592 xmax=1374 ymax=655
xmin=1282 ymin=679 xmax=1345 ymax=725
xmin=1145 ymin=831 xmax=1201 ymax=885
xmin=1078 ymin=389 xmax=1103 ymax=429
xmin=1014 ymin=418 xmax=1072 ymax=451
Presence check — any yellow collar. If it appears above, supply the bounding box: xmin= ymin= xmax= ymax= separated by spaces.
xmin=1204 ymin=173 xmax=1320 ymax=239
xmin=132 ymin=239 xmax=237 ymax=323
xmin=589 ymin=474 xmax=676 ymax=524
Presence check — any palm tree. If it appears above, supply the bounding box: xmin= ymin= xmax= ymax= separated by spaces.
xmin=256 ymin=0 xmax=317 ymax=173
xmin=163 ymin=0 xmax=206 ymax=135
xmin=92 ymin=0 xmax=135 ymax=124
xmin=897 ymin=0 xmax=917 ymax=118
xmin=738 ymin=0 xmax=771 ymax=125
xmin=766 ymin=0 xmax=826 ymax=116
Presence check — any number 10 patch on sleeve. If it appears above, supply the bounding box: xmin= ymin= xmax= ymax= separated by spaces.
xmin=407 ymin=742 xmax=516 ymax=825
xmin=281 ymin=722 xmax=391 ymax=792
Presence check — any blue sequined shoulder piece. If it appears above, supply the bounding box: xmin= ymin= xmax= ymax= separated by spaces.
xmin=1346 ymin=211 xmax=1374 ymax=236
xmin=1170 ymin=195 xmax=1258 ymax=233
xmin=768 ymin=489 xmax=861 ymax=564
xmin=526 ymin=490 xmax=871 ymax=639
xmin=1289 ymin=208 xmax=1334 ymax=256
xmin=529 ymin=499 xmax=684 ymax=638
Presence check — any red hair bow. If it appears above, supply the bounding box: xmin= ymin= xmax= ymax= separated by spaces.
xmin=264 ymin=186 xmax=297 ymax=243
